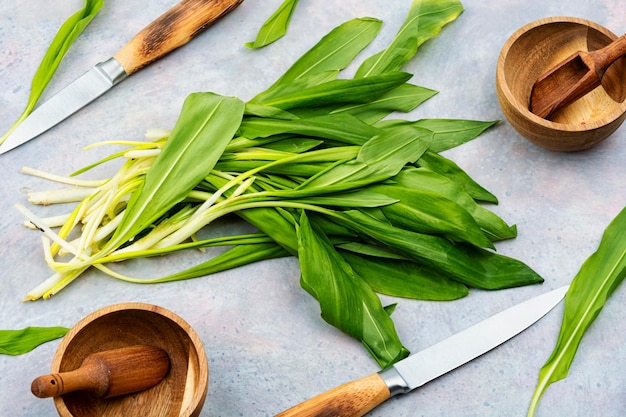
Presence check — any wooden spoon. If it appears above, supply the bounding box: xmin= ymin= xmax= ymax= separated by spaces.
xmin=31 ymin=345 xmax=170 ymax=399
xmin=529 ymin=33 xmax=626 ymax=119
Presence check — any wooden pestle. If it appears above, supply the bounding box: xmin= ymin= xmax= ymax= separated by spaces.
xmin=31 ymin=345 xmax=170 ymax=399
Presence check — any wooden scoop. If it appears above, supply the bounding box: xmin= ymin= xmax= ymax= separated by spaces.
xmin=31 ymin=345 xmax=170 ymax=399
xmin=530 ymin=33 xmax=626 ymax=119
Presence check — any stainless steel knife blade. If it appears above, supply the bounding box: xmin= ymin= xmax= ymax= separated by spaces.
xmin=0 ymin=59 xmax=126 ymax=155
xmin=275 ymin=285 xmax=568 ymax=417
xmin=0 ymin=0 xmax=243 ymax=155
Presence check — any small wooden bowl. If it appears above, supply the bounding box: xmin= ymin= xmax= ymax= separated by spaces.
xmin=50 ymin=303 xmax=208 ymax=417
xmin=496 ymin=16 xmax=626 ymax=151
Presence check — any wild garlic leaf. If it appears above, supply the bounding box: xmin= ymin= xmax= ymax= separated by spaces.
xmin=369 ymin=184 xmax=495 ymax=249
xmin=340 ymin=250 xmax=470 ymax=301
xmin=281 ymin=189 xmax=398 ymax=208
xmin=334 ymin=209 xmax=543 ymax=290
xmin=418 ymin=151 xmax=499 ymax=203
xmin=239 ymin=113 xmax=381 ymax=145
xmin=254 ymin=17 xmax=382 ymax=101
xmin=393 ymin=167 xmax=517 ymax=241
xmin=121 ymin=241 xmax=290 ymax=283
xmin=528 ymin=207 xmax=626 ymax=417
xmin=301 ymin=126 xmax=432 ymax=191
xmin=332 ymin=83 xmax=438 ymax=124
xmin=109 ymin=93 xmax=245 ymax=249
xmin=1 ymin=0 xmax=104 ymax=144
xmin=255 ymin=72 xmax=413 ymax=110
xmin=377 ymin=119 xmax=499 ymax=152
xmin=297 ymin=211 xmax=409 ymax=368
xmin=245 ymin=0 xmax=299 ymax=49
xmin=0 ymin=326 xmax=69 ymax=356
xmin=250 ymin=70 xmax=340 ymax=106
xmin=356 ymin=0 xmax=464 ymax=78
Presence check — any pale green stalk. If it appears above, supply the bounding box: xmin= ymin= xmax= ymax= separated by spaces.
xmin=112 ymin=205 xmax=197 ymax=255
xmin=62 ymin=210 xmax=125 ymax=255
xmin=21 ymin=166 xmax=106 ymax=187
xmin=124 ymin=149 xmax=162 ymax=159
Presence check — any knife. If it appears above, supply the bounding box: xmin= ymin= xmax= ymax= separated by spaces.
xmin=0 ymin=0 xmax=243 ymax=155
xmin=275 ymin=285 xmax=568 ymax=417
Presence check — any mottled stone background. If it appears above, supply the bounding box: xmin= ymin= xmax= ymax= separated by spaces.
xmin=0 ymin=1 xmax=624 ymax=416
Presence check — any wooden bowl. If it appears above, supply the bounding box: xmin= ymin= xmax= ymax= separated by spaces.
xmin=496 ymin=16 xmax=626 ymax=151
xmin=50 ymin=303 xmax=208 ymax=417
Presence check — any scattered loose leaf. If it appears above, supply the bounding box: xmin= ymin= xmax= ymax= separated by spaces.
xmin=251 ymin=17 xmax=383 ymax=103
xmin=0 ymin=326 xmax=69 ymax=356
xmin=245 ymin=0 xmax=299 ymax=49
xmin=355 ymin=0 xmax=464 ymax=78
xmin=527 ymin=207 xmax=626 ymax=416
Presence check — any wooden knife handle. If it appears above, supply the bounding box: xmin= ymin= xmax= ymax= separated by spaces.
xmin=114 ymin=0 xmax=244 ymax=75
xmin=274 ymin=373 xmax=391 ymax=417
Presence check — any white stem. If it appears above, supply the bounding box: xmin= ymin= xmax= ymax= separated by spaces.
xmin=23 ymin=213 xmax=71 ymax=229
xmin=27 ymin=187 xmax=96 ymax=205
xmin=23 ymin=272 xmax=64 ymax=301
xmin=144 ymin=128 xmax=171 ymax=140
xmin=15 ymin=204 xmax=79 ymax=257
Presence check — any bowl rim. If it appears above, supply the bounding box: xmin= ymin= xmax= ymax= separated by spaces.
xmin=497 ymin=15 xmax=626 ymax=132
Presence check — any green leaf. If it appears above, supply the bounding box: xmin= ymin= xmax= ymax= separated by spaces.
xmin=369 ymin=184 xmax=495 ymax=249
xmin=301 ymin=125 xmax=432 ymax=191
xmin=355 ymin=0 xmax=464 ymax=77
xmin=255 ymin=72 xmax=413 ymax=110
xmin=237 ymin=206 xmax=300 ymax=254
xmin=333 ymin=210 xmax=543 ymax=290
xmin=0 ymin=326 xmax=69 ymax=356
xmin=126 ymin=242 xmax=290 ymax=283
xmin=418 ymin=151 xmax=498 ymax=203
xmin=251 ymin=70 xmax=341 ymax=106
xmin=245 ymin=0 xmax=300 ymax=49
xmin=297 ymin=211 xmax=409 ymax=368
xmin=1 ymin=0 xmax=104 ymax=144
xmin=340 ymin=250 xmax=469 ymax=301
xmin=253 ymin=17 xmax=382 ymax=102
xmin=244 ymin=103 xmax=298 ymax=119
xmin=333 ymin=83 xmax=438 ymax=123
xmin=239 ymin=113 xmax=380 ymax=145
xmin=109 ymin=93 xmax=245 ymax=249
xmin=261 ymin=138 xmax=323 ymax=153
xmin=393 ymin=167 xmax=517 ymax=241
xmin=284 ymin=189 xmax=398 ymax=208
xmin=377 ymin=118 xmax=499 ymax=152
xmin=527 ymin=207 xmax=626 ymax=417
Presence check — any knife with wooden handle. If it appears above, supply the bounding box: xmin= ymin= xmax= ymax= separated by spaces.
xmin=0 ymin=0 xmax=243 ymax=155
xmin=275 ymin=286 xmax=568 ymax=417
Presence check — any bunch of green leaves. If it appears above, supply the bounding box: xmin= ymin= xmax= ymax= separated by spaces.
xmin=245 ymin=0 xmax=299 ymax=49
xmin=0 ymin=327 xmax=68 ymax=355
xmin=527 ymin=207 xmax=626 ymax=416
xmin=19 ymin=0 xmax=544 ymax=368
xmin=1 ymin=0 xmax=104 ymax=145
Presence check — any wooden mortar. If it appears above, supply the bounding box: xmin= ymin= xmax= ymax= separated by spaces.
xmin=47 ymin=303 xmax=208 ymax=417
xmin=496 ymin=16 xmax=626 ymax=151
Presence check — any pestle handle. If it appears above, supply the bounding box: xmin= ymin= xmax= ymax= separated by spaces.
xmin=592 ymin=33 xmax=626 ymax=75
xmin=31 ymin=345 xmax=170 ymax=399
